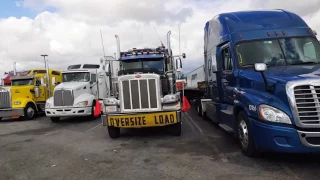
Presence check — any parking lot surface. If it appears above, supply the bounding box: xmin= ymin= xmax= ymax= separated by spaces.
xmin=1 ymin=106 xmax=320 ymax=180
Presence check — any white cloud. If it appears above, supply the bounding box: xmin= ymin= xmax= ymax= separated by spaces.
xmin=0 ymin=0 xmax=319 ymax=76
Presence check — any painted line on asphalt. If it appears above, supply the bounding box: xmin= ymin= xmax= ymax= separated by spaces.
xmin=86 ymin=123 xmax=102 ymax=133
xmin=182 ymin=113 xmax=196 ymax=133
xmin=185 ymin=111 xmax=203 ymax=134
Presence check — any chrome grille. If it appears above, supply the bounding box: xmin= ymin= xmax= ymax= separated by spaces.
xmin=294 ymin=85 xmax=320 ymax=125
xmin=0 ymin=88 xmax=11 ymax=108
xmin=54 ymin=89 xmax=74 ymax=106
xmin=121 ymin=79 xmax=158 ymax=111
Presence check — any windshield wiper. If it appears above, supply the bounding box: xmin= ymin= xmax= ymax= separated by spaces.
xmin=290 ymin=61 xmax=318 ymax=65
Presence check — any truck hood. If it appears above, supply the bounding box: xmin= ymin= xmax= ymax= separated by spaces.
xmin=55 ymin=82 xmax=89 ymax=91
xmin=10 ymin=85 xmax=35 ymax=101
xmin=240 ymin=64 xmax=320 ymax=84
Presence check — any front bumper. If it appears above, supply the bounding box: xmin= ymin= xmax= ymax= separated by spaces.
xmin=0 ymin=108 xmax=24 ymax=118
xmin=102 ymin=110 xmax=182 ymax=128
xmin=251 ymin=118 xmax=320 ymax=153
xmin=45 ymin=106 xmax=92 ymax=117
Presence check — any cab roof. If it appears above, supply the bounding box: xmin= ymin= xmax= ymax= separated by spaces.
xmin=205 ymin=9 xmax=315 ymax=44
xmin=120 ymin=47 xmax=168 ymax=61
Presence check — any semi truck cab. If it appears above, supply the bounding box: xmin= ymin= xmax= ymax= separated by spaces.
xmin=198 ymin=9 xmax=320 ymax=156
xmin=102 ymin=32 xmax=185 ymax=138
xmin=45 ymin=64 xmax=108 ymax=122
xmin=0 ymin=68 xmax=62 ymax=120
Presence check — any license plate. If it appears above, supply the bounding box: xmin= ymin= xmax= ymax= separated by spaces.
xmin=107 ymin=111 xmax=177 ymax=128
xmin=11 ymin=114 xmax=20 ymax=119
xmin=62 ymin=112 xmax=66 ymax=115
xmin=105 ymin=106 xmax=117 ymax=112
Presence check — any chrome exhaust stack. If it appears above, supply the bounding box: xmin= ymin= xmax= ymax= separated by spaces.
xmin=13 ymin=62 xmax=17 ymax=76
xmin=115 ymin=35 xmax=120 ymax=60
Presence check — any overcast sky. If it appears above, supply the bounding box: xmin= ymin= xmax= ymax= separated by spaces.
xmin=0 ymin=0 xmax=319 ymax=76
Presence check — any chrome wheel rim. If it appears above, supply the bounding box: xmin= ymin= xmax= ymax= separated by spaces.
xmin=238 ymin=119 xmax=249 ymax=149
xmin=27 ymin=107 xmax=35 ymax=118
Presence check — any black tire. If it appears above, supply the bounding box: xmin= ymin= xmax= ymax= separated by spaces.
xmin=196 ymin=100 xmax=206 ymax=118
xmin=24 ymin=103 xmax=37 ymax=120
xmin=237 ymin=111 xmax=259 ymax=157
xmin=88 ymin=101 xmax=96 ymax=120
xmin=170 ymin=122 xmax=182 ymax=136
xmin=51 ymin=117 xmax=60 ymax=123
xmin=196 ymin=100 xmax=202 ymax=117
xmin=108 ymin=126 xmax=120 ymax=139
xmin=0 ymin=117 xmax=2 ymax=121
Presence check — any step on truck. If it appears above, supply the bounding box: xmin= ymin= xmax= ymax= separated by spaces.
xmin=0 ymin=61 xmax=62 ymax=120
xmin=195 ymin=9 xmax=320 ymax=156
xmin=101 ymin=31 xmax=186 ymax=138
xmin=45 ymin=64 xmax=109 ymax=122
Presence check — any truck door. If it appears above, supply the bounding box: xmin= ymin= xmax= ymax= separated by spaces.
xmin=217 ymin=43 xmax=234 ymax=104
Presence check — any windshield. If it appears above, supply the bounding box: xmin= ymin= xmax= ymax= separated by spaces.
xmin=236 ymin=37 xmax=320 ymax=67
xmin=12 ymin=79 xmax=34 ymax=86
xmin=121 ymin=59 xmax=164 ymax=74
xmin=62 ymin=72 xmax=90 ymax=82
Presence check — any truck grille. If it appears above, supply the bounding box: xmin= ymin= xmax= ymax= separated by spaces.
xmin=0 ymin=88 xmax=11 ymax=108
xmin=121 ymin=79 xmax=158 ymax=110
xmin=294 ymin=85 xmax=320 ymax=125
xmin=54 ymin=89 xmax=74 ymax=106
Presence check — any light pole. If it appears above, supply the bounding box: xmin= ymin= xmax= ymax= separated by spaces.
xmin=40 ymin=54 xmax=50 ymax=97
xmin=41 ymin=54 xmax=48 ymax=69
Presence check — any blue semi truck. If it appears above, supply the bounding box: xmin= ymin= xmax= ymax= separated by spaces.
xmin=192 ymin=9 xmax=320 ymax=157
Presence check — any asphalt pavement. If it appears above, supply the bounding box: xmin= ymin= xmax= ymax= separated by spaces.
xmin=1 ymin=105 xmax=320 ymax=180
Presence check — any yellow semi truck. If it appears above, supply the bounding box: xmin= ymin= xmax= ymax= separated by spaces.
xmin=0 ymin=68 xmax=62 ymax=120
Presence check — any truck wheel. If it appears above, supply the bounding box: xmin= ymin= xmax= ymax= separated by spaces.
xmin=170 ymin=122 xmax=182 ymax=136
xmin=88 ymin=102 xmax=96 ymax=120
xmin=108 ymin=126 xmax=120 ymax=138
xmin=0 ymin=117 xmax=2 ymax=121
xmin=196 ymin=101 xmax=206 ymax=118
xmin=237 ymin=111 xmax=259 ymax=157
xmin=50 ymin=117 xmax=60 ymax=123
xmin=24 ymin=103 xmax=37 ymax=120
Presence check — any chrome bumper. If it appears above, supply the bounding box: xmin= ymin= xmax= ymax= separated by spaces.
xmin=0 ymin=108 xmax=24 ymax=118
xmin=101 ymin=110 xmax=182 ymax=126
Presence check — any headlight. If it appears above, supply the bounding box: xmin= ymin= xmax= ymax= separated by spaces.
xmin=45 ymin=103 xmax=52 ymax=108
xmin=103 ymin=98 xmax=118 ymax=105
xmin=259 ymin=104 xmax=291 ymax=124
xmin=14 ymin=101 xmax=21 ymax=105
xmin=162 ymin=94 xmax=178 ymax=104
xmin=76 ymin=101 xmax=88 ymax=107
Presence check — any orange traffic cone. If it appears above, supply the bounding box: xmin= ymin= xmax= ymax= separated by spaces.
xmin=94 ymin=100 xmax=101 ymax=117
xmin=182 ymin=96 xmax=191 ymax=112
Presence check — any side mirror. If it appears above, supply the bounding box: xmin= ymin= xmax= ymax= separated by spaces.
xmin=313 ymin=30 xmax=318 ymax=36
xmin=176 ymin=68 xmax=183 ymax=73
xmin=254 ymin=63 xmax=273 ymax=93
xmin=254 ymin=63 xmax=267 ymax=72
xmin=40 ymin=78 xmax=45 ymax=86
xmin=176 ymin=58 xmax=182 ymax=69
xmin=182 ymin=53 xmax=186 ymax=59
xmin=52 ymin=77 xmax=56 ymax=86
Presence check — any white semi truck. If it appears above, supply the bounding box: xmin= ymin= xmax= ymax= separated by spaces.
xmin=45 ymin=63 xmax=109 ymax=122
xmin=101 ymin=31 xmax=186 ymax=138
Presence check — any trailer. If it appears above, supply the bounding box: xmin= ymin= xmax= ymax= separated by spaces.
xmin=183 ymin=65 xmax=207 ymax=101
